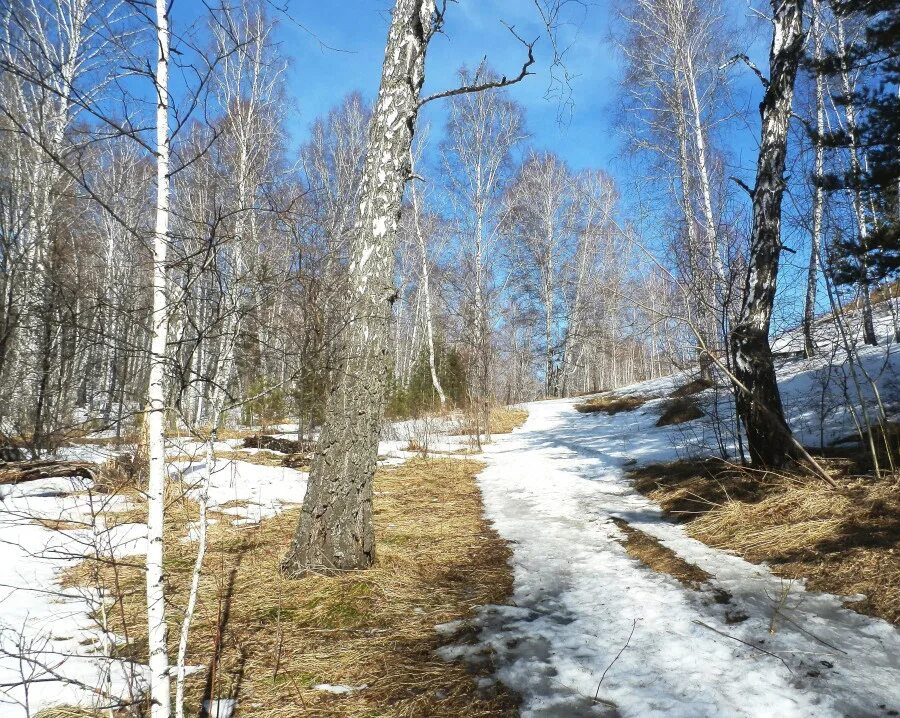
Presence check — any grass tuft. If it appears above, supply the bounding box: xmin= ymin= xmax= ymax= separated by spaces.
xmin=574 ymin=394 xmax=648 ymax=415
xmin=628 ymin=459 xmax=900 ymax=623
xmin=488 ymin=407 xmax=529 ymax=434
xmin=655 ymin=397 xmax=704 ymax=427
xmin=612 ymin=518 xmax=711 ymax=588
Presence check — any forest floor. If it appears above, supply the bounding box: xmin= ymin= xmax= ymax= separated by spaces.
xmin=454 ymin=343 xmax=900 ymax=717
xmin=1 ymin=411 xmax=530 ymax=717
xmin=4 ymin=323 xmax=899 ymax=717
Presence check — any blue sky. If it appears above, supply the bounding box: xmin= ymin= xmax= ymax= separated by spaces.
xmin=169 ymin=0 xmax=813 ymax=325
xmin=265 ymin=1 xmax=817 ymax=325
xmin=265 ymin=1 xmax=777 ymax=209
xmin=271 ymin=1 xmax=622 ymax=168
xmin=167 ymin=0 xmax=770 ymax=188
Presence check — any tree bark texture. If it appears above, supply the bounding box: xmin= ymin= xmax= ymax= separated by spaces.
xmin=146 ymin=0 xmax=172 ymax=713
xmin=730 ymin=0 xmax=805 ymax=468
xmin=282 ymin=0 xmax=436 ymax=576
xmin=804 ymin=0 xmax=825 ymax=358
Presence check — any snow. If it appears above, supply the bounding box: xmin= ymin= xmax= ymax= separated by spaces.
xmin=462 ymin=347 xmax=900 ymax=717
xmin=772 ymin=300 xmax=898 ymax=354
xmin=0 ymin=476 xmax=147 ymax=715
xmin=3 ymin=333 xmax=896 ymax=716
xmin=203 ymin=697 xmax=237 ymax=717
xmin=313 ymin=683 xmax=368 ymax=694
xmin=173 ymin=459 xmax=308 ymax=526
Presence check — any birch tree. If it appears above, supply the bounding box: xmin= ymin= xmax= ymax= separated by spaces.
xmin=803 ymin=0 xmax=827 ymax=357
xmin=729 ymin=0 xmax=806 ymax=467
xmin=505 ymin=152 xmax=577 ymax=397
xmin=614 ymin=0 xmax=737 ymax=372
xmin=144 ymin=0 xmax=172 ymax=711
xmin=442 ymin=65 xmax=526 ymax=434
xmin=282 ymin=1 xmax=537 ymax=575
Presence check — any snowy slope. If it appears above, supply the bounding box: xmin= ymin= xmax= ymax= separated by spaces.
xmin=464 ymin=346 xmax=900 ymax=718
xmin=0 ymin=477 xmax=147 ymax=714
xmin=0 ymin=431 xmax=407 ymax=716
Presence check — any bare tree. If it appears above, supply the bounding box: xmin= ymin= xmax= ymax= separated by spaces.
xmin=729 ymin=0 xmax=806 ymax=467
xmin=442 ymin=64 xmax=526 ymax=435
xmin=282 ymin=1 xmax=537 ymax=575
xmin=614 ymin=0 xmax=737 ymax=376
xmin=803 ymin=0 xmax=827 ymax=357
xmin=505 ymin=151 xmax=577 ymax=397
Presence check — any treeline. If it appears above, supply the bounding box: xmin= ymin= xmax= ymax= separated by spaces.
xmin=0 ymin=1 xmax=682 ymax=455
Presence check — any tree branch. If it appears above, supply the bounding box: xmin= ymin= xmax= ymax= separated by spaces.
xmin=730 ymin=176 xmax=755 ymax=198
xmin=721 ymin=53 xmax=770 ymax=89
xmin=418 ymin=24 xmax=536 ymax=108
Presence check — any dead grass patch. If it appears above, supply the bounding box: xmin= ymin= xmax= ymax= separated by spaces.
xmin=489 ymin=407 xmax=529 ymax=434
xmin=655 ymin=397 xmax=704 ymax=427
xmin=669 ymin=377 xmax=715 ymax=398
xmin=62 ymin=457 xmax=518 ymax=717
xmin=612 ymin=518 xmax=711 ymax=588
xmin=574 ymin=394 xmax=648 ymax=415
xmin=628 ymin=459 xmax=900 ymax=623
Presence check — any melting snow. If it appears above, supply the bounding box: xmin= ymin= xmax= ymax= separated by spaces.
xmin=464 ymin=344 xmax=900 ymax=717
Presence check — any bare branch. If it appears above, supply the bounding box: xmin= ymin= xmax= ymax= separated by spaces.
xmin=418 ymin=24 xmax=537 ymax=108
xmin=721 ymin=53 xmax=770 ymax=88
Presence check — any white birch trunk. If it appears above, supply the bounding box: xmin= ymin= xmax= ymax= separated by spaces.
xmin=804 ymin=0 xmax=826 ymax=357
xmin=146 ymin=0 xmax=172 ymax=714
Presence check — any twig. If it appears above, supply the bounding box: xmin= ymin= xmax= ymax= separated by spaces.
xmin=594 ymin=618 xmax=637 ymax=701
xmin=777 ymin=611 xmax=848 ymax=655
xmin=693 ymin=620 xmax=792 ymax=673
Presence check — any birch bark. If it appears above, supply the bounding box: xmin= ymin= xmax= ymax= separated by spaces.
xmin=408 ymin=172 xmax=446 ymax=405
xmin=730 ymin=0 xmax=806 ymax=467
xmin=804 ymin=0 xmax=826 ymax=358
xmin=145 ymin=0 xmax=172 ymax=713
xmin=282 ymin=0 xmax=437 ymax=575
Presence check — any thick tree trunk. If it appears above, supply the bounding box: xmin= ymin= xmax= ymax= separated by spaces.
xmin=730 ymin=0 xmax=805 ymax=468
xmin=282 ymin=0 xmax=435 ymax=576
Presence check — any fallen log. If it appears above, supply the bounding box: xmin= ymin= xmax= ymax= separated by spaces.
xmin=242 ymin=434 xmax=313 ymax=455
xmin=0 ymin=460 xmax=97 ymax=485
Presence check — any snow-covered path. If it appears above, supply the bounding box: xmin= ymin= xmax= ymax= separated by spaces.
xmin=473 ymin=398 xmax=900 ymax=718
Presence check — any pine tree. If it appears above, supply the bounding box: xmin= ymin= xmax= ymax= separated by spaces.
xmin=822 ymin=0 xmax=900 ymax=285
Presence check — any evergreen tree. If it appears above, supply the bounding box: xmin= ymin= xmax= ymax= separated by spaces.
xmin=822 ymin=0 xmax=900 ymax=284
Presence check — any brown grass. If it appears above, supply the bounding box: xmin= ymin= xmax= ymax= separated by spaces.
xmin=655 ymin=397 xmax=704 ymax=427
xmin=670 ymin=377 xmax=715 ymax=398
xmin=488 ymin=407 xmax=529 ymax=434
xmin=628 ymin=459 xmax=900 ymax=623
xmin=612 ymin=518 xmax=711 ymax=588
xmin=574 ymin=394 xmax=647 ymax=415
xmin=61 ymin=458 xmax=518 ymax=717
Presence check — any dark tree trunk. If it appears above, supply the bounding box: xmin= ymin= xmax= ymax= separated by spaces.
xmin=730 ymin=0 xmax=806 ymax=468
xmin=282 ymin=0 xmax=436 ymax=576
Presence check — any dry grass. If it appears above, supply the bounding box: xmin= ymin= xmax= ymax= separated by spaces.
xmin=612 ymin=518 xmax=711 ymax=588
xmin=655 ymin=397 xmax=704 ymax=427
xmin=488 ymin=407 xmax=529 ymax=434
xmin=35 ymin=708 xmax=95 ymax=718
xmin=574 ymin=394 xmax=647 ymax=415
xmin=669 ymin=377 xmax=715 ymax=399
xmin=628 ymin=459 xmax=900 ymax=623
xmin=61 ymin=458 xmax=518 ymax=717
